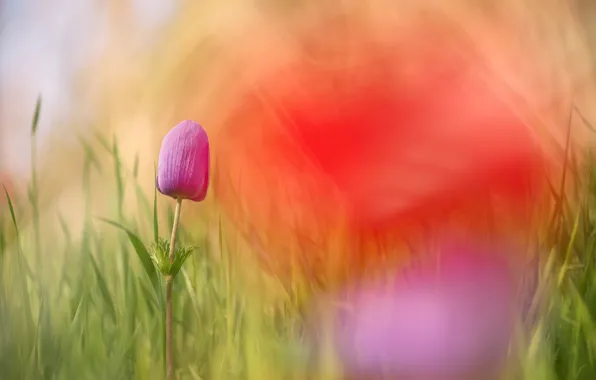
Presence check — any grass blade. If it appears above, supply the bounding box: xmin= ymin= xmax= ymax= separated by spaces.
xmin=89 ymin=253 xmax=117 ymax=324
xmin=98 ymin=218 xmax=160 ymax=296
xmin=112 ymin=137 xmax=125 ymax=219
xmin=31 ymin=95 xmax=42 ymax=136
xmin=4 ymin=186 xmax=19 ymax=237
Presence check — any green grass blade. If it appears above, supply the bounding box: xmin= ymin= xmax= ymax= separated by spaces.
xmin=4 ymin=186 xmax=19 ymax=237
xmin=558 ymin=210 xmax=581 ymax=287
xmin=78 ymin=136 xmax=103 ymax=174
xmin=0 ymin=226 xmax=5 ymax=255
xmin=89 ymin=253 xmax=117 ymax=323
xmin=57 ymin=212 xmax=71 ymax=247
xmin=94 ymin=129 xmax=111 ymax=152
xmin=112 ymin=137 xmax=125 ymax=219
xmin=98 ymin=218 xmax=160 ymax=295
xmin=133 ymin=153 xmax=140 ymax=179
xmin=3 ymin=185 xmax=35 ymax=334
xmin=31 ymin=95 xmax=42 ymax=136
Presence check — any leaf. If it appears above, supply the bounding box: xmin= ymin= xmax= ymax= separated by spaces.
xmin=98 ymin=218 xmax=160 ymax=295
xmin=4 ymin=185 xmax=35 ymax=330
xmin=149 ymin=239 xmax=195 ymax=278
xmin=0 ymin=229 xmax=5 ymax=255
xmin=57 ymin=212 xmax=71 ymax=247
xmin=89 ymin=253 xmax=117 ymax=323
xmin=31 ymin=95 xmax=42 ymax=136
xmin=138 ymin=280 xmax=160 ymax=313
xmin=4 ymin=186 xmax=19 ymax=237
xmin=94 ymin=130 xmax=111 ymax=152
xmin=558 ymin=210 xmax=581 ymax=287
xmin=149 ymin=238 xmax=170 ymax=275
xmin=78 ymin=136 xmax=102 ymax=174
xmin=112 ymin=137 xmax=125 ymax=216
xmin=575 ymin=105 xmax=596 ymax=133
xmin=133 ymin=153 xmax=140 ymax=178
xmin=169 ymin=245 xmax=196 ymax=278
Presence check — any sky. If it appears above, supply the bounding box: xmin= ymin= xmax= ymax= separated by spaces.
xmin=0 ymin=0 xmax=177 ymax=176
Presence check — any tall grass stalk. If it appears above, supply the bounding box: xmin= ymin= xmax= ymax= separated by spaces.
xmin=30 ymin=96 xmax=42 ymax=280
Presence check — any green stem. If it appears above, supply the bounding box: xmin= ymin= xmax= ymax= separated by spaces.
xmin=166 ymin=198 xmax=182 ymax=380
xmin=31 ymin=134 xmax=41 ymax=272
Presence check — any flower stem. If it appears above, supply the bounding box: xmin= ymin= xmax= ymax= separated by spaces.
xmin=166 ymin=197 xmax=183 ymax=380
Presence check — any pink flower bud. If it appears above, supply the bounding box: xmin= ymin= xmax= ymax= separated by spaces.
xmin=157 ymin=120 xmax=210 ymax=202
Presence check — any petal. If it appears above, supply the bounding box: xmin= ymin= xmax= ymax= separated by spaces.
xmin=156 ymin=175 xmax=163 ymax=194
xmin=157 ymin=120 xmax=210 ymax=201
xmin=189 ymin=130 xmax=210 ymax=202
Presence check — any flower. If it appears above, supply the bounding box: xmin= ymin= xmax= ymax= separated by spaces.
xmin=157 ymin=120 xmax=210 ymax=202
xmin=213 ymin=19 xmax=548 ymax=281
xmin=318 ymin=242 xmax=517 ymax=379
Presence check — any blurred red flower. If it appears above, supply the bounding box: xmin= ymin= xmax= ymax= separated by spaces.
xmin=214 ymin=20 xmax=547 ymax=281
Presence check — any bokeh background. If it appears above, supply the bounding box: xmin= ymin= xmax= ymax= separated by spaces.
xmin=2 ymin=1 xmax=596 ymax=379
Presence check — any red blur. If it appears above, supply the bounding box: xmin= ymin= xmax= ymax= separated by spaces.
xmin=214 ymin=20 xmax=548 ymax=281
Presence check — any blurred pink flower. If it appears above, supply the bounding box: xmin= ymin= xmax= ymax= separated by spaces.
xmin=157 ymin=120 xmax=210 ymax=202
xmin=325 ymin=242 xmax=516 ymax=378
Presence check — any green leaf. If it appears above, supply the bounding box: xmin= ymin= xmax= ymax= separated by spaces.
xmin=57 ymin=212 xmax=71 ymax=247
xmin=112 ymin=137 xmax=125 ymax=217
xmin=89 ymin=254 xmax=117 ymax=323
xmin=94 ymin=130 xmax=111 ymax=152
xmin=78 ymin=136 xmax=102 ymax=174
xmin=0 ymin=229 xmax=5 ymax=255
xmin=98 ymin=218 xmax=160 ymax=296
xmin=31 ymin=95 xmax=42 ymax=136
xmin=133 ymin=153 xmax=140 ymax=179
xmin=148 ymin=239 xmax=195 ymax=278
xmin=4 ymin=186 xmax=19 ymax=237
xmin=169 ymin=245 xmax=196 ymax=278
xmin=3 ymin=185 xmax=35 ymax=332
xmin=149 ymin=238 xmax=170 ymax=276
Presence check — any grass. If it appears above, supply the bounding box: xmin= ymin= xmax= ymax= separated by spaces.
xmin=0 ymin=126 xmax=310 ymax=380
xmin=1 ymin=115 xmax=596 ymax=379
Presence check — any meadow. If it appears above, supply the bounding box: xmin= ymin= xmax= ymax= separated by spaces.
xmin=2 ymin=1 xmax=596 ymax=376
xmin=0 ymin=94 xmax=595 ymax=380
